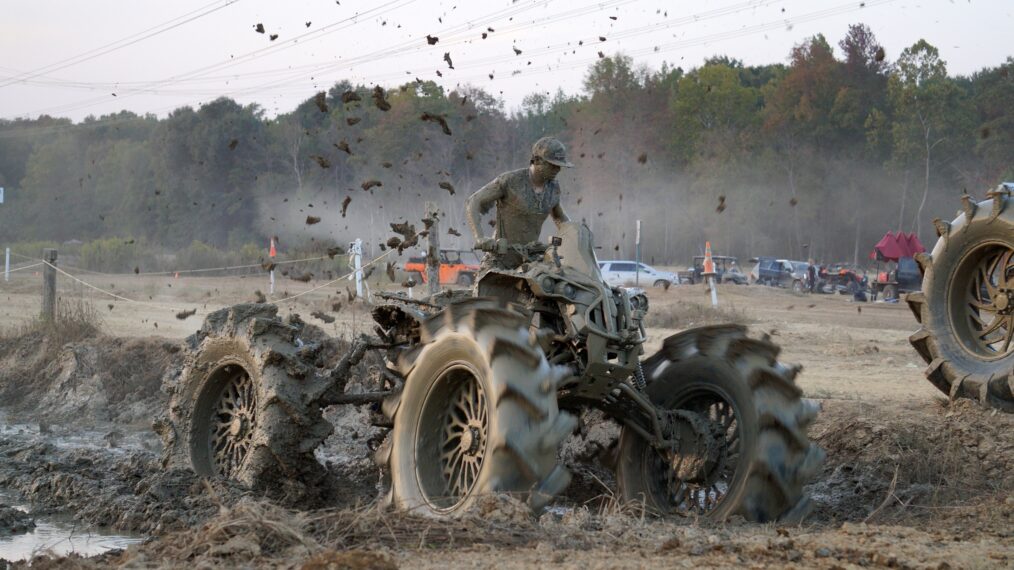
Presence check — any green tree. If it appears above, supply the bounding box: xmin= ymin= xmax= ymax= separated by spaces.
xmin=889 ymin=40 xmax=973 ymax=237
xmin=671 ymin=63 xmax=759 ymax=162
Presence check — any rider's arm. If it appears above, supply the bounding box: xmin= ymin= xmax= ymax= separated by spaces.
xmin=466 ymin=177 xmax=504 ymax=242
xmin=551 ymin=202 xmax=571 ymax=227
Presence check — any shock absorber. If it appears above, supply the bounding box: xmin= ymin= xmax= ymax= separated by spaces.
xmin=634 ymin=362 xmax=647 ymax=391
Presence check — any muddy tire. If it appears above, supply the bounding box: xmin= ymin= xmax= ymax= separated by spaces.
xmin=456 ymin=273 xmax=475 ymax=286
xmin=377 ymin=300 xmax=575 ymax=516
xmin=791 ymin=279 xmax=804 ymax=294
xmin=157 ymin=304 xmax=333 ymax=497
xmin=906 ymin=191 xmax=1014 ymax=412
xmin=616 ymin=325 xmax=824 ymax=522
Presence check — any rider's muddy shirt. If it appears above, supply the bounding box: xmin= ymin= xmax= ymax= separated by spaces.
xmin=469 ymin=167 xmax=561 ymax=244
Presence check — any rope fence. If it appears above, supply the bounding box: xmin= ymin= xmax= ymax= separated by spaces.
xmin=28 ymin=247 xmax=397 ymax=316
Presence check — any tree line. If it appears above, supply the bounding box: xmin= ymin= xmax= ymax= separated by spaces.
xmin=0 ymin=24 xmax=1010 ymax=268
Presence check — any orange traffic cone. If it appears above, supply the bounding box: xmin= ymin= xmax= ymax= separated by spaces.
xmin=703 ymin=241 xmax=715 ymax=275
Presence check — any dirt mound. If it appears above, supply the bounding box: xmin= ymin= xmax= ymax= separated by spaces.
xmin=0 ymin=331 xmax=181 ymax=425
xmin=809 ymin=398 xmax=1014 ymax=527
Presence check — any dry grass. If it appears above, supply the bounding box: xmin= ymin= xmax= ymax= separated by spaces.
xmin=1 ymin=298 xmax=102 ymax=349
xmin=645 ymin=299 xmax=752 ymax=329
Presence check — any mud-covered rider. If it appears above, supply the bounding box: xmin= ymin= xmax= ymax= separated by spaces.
xmin=465 ymin=137 xmax=573 ymax=264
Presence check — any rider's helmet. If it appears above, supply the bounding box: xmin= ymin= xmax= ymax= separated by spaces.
xmin=531 ymin=137 xmax=574 ymax=168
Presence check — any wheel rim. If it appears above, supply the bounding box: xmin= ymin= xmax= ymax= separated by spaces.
xmin=415 ymin=363 xmax=489 ymax=510
xmin=206 ymin=365 xmax=257 ymax=477
xmin=644 ymin=388 xmax=741 ymax=516
xmin=949 ymin=242 xmax=1014 ymax=359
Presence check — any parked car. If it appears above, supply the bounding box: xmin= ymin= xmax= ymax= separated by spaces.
xmin=686 ymin=255 xmax=748 ymax=285
xmin=403 ymin=249 xmax=481 ymax=285
xmin=749 ymin=257 xmax=808 ymax=292
xmin=598 ymin=260 xmax=679 ymax=288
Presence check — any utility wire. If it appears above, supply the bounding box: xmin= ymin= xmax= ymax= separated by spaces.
xmin=0 ymin=0 xmax=241 ymax=89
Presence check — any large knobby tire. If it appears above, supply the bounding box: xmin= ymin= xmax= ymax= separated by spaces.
xmin=906 ymin=192 xmax=1014 ymax=412
xmin=616 ymin=325 xmax=824 ymax=522
xmin=378 ymin=300 xmax=576 ymax=517
xmin=157 ymin=304 xmax=334 ymax=497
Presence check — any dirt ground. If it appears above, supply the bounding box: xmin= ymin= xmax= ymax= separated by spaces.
xmin=0 ymin=274 xmax=1011 ymax=568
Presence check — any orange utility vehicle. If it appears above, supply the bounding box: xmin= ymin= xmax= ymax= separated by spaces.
xmin=403 ymin=249 xmax=481 ymax=285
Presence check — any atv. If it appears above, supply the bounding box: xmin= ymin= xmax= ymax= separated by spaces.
xmin=158 ymin=221 xmax=823 ymax=521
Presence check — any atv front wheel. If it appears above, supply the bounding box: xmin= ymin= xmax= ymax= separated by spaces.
xmin=616 ymin=325 xmax=824 ymax=522
xmin=907 ymin=191 xmax=1014 ymax=411
xmin=158 ymin=304 xmax=333 ymax=496
xmin=379 ymin=300 xmax=575 ymax=516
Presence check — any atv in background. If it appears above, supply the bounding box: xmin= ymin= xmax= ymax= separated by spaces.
xmin=824 ymin=264 xmax=869 ymax=298
xmin=871 ymin=256 xmax=921 ymax=301
xmin=686 ymin=255 xmax=748 ymax=285
xmin=403 ymin=249 xmax=480 ymax=286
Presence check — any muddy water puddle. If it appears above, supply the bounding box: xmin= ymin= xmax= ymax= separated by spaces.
xmin=0 ymin=414 xmax=152 ymax=561
xmin=0 ymin=504 xmax=145 ymax=562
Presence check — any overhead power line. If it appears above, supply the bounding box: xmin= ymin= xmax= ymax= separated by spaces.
xmin=0 ymin=0 xmax=242 ymax=89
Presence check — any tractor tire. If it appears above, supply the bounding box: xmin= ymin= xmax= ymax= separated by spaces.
xmin=906 ymin=191 xmax=1014 ymax=412
xmin=378 ymin=300 xmax=576 ymax=516
xmin=156 ymin=304 xmax=334 ymax=497
xmin=616 ymin=325 xmax=824 ymax=522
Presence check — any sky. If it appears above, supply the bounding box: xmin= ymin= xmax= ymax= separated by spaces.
xmin=0 ymin=0 xmax=1011 ymax=122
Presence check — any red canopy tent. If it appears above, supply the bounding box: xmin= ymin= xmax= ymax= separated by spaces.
xmin=869 ymin=231 xmax=926 ymax=262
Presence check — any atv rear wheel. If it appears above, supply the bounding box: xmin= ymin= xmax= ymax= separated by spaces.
xmin=616 ymin=325 xmax=824 ymax=522
xmin=379 ymin=300 xmax=576 ymax=516
xmin=157 ymin=304 xmax=333 ymax=496
xmin=906 ymin=191 xmax=1014 ymax=411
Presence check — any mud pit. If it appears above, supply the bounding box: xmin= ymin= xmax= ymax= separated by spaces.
xmin=0 ymin=280 xmax=1011 ymax=567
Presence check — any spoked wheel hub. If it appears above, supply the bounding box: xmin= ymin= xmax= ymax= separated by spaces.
xmin=647 ymin=390 xmax=741 ymax=516
xmin=208 ymin=365 xmax=257 ymax=477
xmin=416 ymin=364 xmax=490 ymax=510
xmin=952 ymin=244 xmax=1014 ymax=358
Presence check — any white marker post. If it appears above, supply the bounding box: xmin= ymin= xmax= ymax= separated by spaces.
xmin=4 ymin=248 xmax=9 ymax=282
xmin=349 ymin=239 xmax=364 ymax=298
xmin=703 ymin=241 xmax=719 ymax=307
xmin=635 ymin=220 xmax=641 ymax=287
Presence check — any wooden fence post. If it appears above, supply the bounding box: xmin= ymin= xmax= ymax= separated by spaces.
xmin=42 ymin=248 xmax=57 ymax=320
